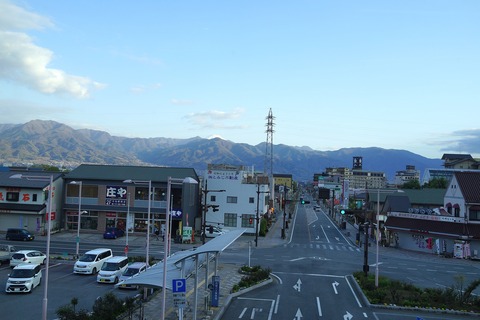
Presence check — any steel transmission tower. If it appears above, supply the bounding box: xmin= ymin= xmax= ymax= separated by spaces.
xmin=264 ymin=108 xmax=275 ymax=178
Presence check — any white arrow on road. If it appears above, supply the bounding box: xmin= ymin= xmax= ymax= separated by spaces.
xmin=335 ymin=237 xmax=340 ymax=241
xmin=293 ymin=279 xmax=302 ymax=292
xmin=343 ymin=311 xmax=353 ymax=320
xmin=332 ymin=281 xmax=339 ymax=294
xmin=294 ymin=308 xmax=303 ymax=320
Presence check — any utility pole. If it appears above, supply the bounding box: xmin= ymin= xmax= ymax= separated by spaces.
xmin=201 ymin=180 xmax=225 ymax=244
xmin=255 ymin=183 xmax=270 ymax=247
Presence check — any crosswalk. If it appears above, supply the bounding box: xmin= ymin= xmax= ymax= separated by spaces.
xmin=283 ymin=243 xmax=361 ymax=252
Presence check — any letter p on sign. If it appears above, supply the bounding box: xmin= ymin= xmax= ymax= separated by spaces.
xmin=172 ymin=279 xmax=186 ymax=293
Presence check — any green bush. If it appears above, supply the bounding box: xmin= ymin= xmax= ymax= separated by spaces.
xmin=232 ymin=265 xmax=271 ymax=293
xmin=353 ymin=271 xmax=480 ymax=313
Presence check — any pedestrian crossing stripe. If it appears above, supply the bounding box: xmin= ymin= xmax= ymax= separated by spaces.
xmin=284 ymin=244 xmax=360 ymax=252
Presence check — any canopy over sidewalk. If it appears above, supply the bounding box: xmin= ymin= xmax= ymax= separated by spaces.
xmin=116 ymin=229 xmax=246 ymax=290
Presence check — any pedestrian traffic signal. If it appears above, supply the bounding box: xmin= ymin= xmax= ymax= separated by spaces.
xmin=341 ymin=209 xmax=346 ymax=215
xmin=249 ymin=218 xmax=253 ymax=224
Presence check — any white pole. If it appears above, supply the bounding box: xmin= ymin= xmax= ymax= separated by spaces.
xmin=75 ymin=181 xmax=82 ymax=258
xmin=146 ymin=180 xmax=152 ymax=266
xmin=126 ymin=193 xmax=130 ymax=256
xmin=161 ymin=177 xmax=172 ymax=320
xmin=42 ymin=174 xmax=53 ymax=320
xmin=375 ymin=189 xmax=380 ymax=287
xmin=248 ymin=241 xmax=251 ymax=267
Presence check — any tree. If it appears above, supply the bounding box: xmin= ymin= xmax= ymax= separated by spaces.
xmin=402 ymin=179 xmax=421 ymax=189
xmin=423 ymin=177 xmax=448 ymax=189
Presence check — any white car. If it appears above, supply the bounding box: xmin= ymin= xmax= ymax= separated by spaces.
xmin=5 ymin=264 xmax=42 ymax=293
xmin=10 ymin=250 xmax=46 ymax=268
xmin=202 ymin=226 xmax=226 ymax=238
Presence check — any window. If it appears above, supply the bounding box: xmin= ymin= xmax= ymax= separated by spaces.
xmin=210 ymin=195 xmax=216 ymax=202
xmin=32 ymin=194 xmax=37 ymax=202
xmin=224 ymin=213 xmax=237 ymax=227
xmin=470 ymin=210 xmax=480 ymax=221
xmin=227 ymin=196 xmax=237 ymax=204
xmin=241 ymin=214 xmax=255 ymax=228
xmin=67 ymin=184 xmax=98 ymax=198
xmin=6 ymin=192 xmax=19 ymax=202
xmin=249 ymin=197 xmax=254 ymax=204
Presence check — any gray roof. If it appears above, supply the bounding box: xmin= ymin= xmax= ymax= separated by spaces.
xmin=0 ymin=171 xmax=63 ymax=188
xmin=64 ymin=164 xmax=199 ymax=183
xmin=117 ymin=229 xmax=245 ymax=290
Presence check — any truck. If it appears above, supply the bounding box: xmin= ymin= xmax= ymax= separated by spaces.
xmin=0 ymin=244 xmax=17 ymax=265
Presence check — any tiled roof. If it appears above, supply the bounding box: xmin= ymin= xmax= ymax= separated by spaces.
xmin=455 ymin=171 xmax=480 ymax=204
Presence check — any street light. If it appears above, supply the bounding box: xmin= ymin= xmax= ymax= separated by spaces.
xmin=123 ymin=179 xmax=152 ymax=267
xmin=162 ymin=176 xmax=198 ymax=320
xmin=375 ymin=189 xmax=404 ymax=287
xmin=201 ymin=180 xmax=225 ymax=244
xmin=10 ymin=173 xmax=54 ymax=320
xmin=69 ymin=181 xmax=86 ymax=258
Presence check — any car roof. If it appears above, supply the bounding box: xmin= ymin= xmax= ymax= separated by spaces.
xmin=84 ymin=248 xmax=112 ymax=254
xmin=14 ymin=250 xmax=40 ymax=254
xmin=13 ymin=263 xmax=40 ymax=270
xmin=127 ymin=262 xmax=147 ymax=268
xmin=105 ymin=256 xmax=128 ymax=262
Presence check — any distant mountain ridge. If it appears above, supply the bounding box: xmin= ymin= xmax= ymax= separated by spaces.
xmin=0 ymin=120 xmax=443 ymax=181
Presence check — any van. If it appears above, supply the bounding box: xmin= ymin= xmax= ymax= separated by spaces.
xmin=118 ymin=261 xmax=148 ymax=289
xmin=5 ymin=228 xmax=34 ymax=241
xmin=96 ymin=256 xmax=129 ymax=284
xmin=5 ymin=264 xmax=42 ymax=293
xmin=73 ymin=248 xmax=113 ymax=275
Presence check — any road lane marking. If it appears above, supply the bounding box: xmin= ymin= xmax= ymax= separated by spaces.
xmin=316 ymin=296 xmax=322 ymax=316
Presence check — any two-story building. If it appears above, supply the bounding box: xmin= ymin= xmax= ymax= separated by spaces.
xmin=203 ymin=164 xmax=271 ymax=235
xmin=0 ymin=170 xmax=64 ymax=235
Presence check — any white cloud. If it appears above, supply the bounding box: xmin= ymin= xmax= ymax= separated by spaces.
xmin=0 ymin=0 xmax=103 ymax=98
xmin=184 ymin=108 xmax=248 ymax=129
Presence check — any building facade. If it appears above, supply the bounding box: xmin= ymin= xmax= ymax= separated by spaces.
xmin=203 ymin=164 xmax=270 ymax=235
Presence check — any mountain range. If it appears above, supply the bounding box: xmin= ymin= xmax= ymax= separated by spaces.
xmin=0 ymin=120 xmax=443 ymax=182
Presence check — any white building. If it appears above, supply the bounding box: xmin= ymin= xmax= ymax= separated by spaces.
xmin=203 ymin=164 xmax=270 ymax=235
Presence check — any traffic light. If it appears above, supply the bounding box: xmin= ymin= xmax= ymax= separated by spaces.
xmin=300 ymin=197 xmax=305 ymax=204
xmin=249 ymin=217 xmax=253 ymax=224
xmin=341 ymin=209 xmax=346 ymax=215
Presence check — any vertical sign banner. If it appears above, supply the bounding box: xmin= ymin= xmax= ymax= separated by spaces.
xmin=211 ymin=275 xmax=220 ymax=307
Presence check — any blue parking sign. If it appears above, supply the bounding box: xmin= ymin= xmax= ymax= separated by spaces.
xmin=172 ymin=279 xmax=186 ymax=293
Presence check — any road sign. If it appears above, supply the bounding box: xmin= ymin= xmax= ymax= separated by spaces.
xmin=172 ymin=278 xmax=186 ymax=308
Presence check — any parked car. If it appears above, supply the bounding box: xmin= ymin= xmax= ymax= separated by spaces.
xmin=10 ymin=250 xmax=46 ymax=268
xmin=5 ymin=264 xmax=42 ymax=293
xmin=5 ymin=228 xmax=34 ymax=241
xmin=103 ymin=227 xmax=125 ymax=239
xmin=73 ymin=248 xmax=113 ymax=275
xmin=96 ymin=256 xmax=129 ymax=284
xmin=118 ymin=262 xmax=148 ymax=289
xmin=0 ymin=244 xmax=17 ymax=265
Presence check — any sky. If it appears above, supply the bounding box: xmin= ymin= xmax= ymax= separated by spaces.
xmin=1 ymin=0 xmax=479 ymax=160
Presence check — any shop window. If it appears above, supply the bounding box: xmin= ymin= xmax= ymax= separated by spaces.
xmin=241 ymin=214 xmax=255 ymax=227
xmin=224 ymin=213 xmax=237 ymax=227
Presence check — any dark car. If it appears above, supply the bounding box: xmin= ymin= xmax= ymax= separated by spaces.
xmin=5 ymin=228 xmax=34 ymax=241
xmin=103 ymin=227 xmax=125 ymax=239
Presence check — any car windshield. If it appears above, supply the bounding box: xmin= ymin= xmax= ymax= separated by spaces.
xmin=79 ymin=254 xmax=95 ymax=262
xmin=102 ymin=262 xmax=119 ymax=271
xmin=123 ymin=268 xmax=140 ymax=276
xmin=10 ymin=269 xmax=34 ymax=278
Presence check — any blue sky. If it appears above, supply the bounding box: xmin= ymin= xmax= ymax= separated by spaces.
xmin=1 ymin=0 xmax=479 ymax=159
